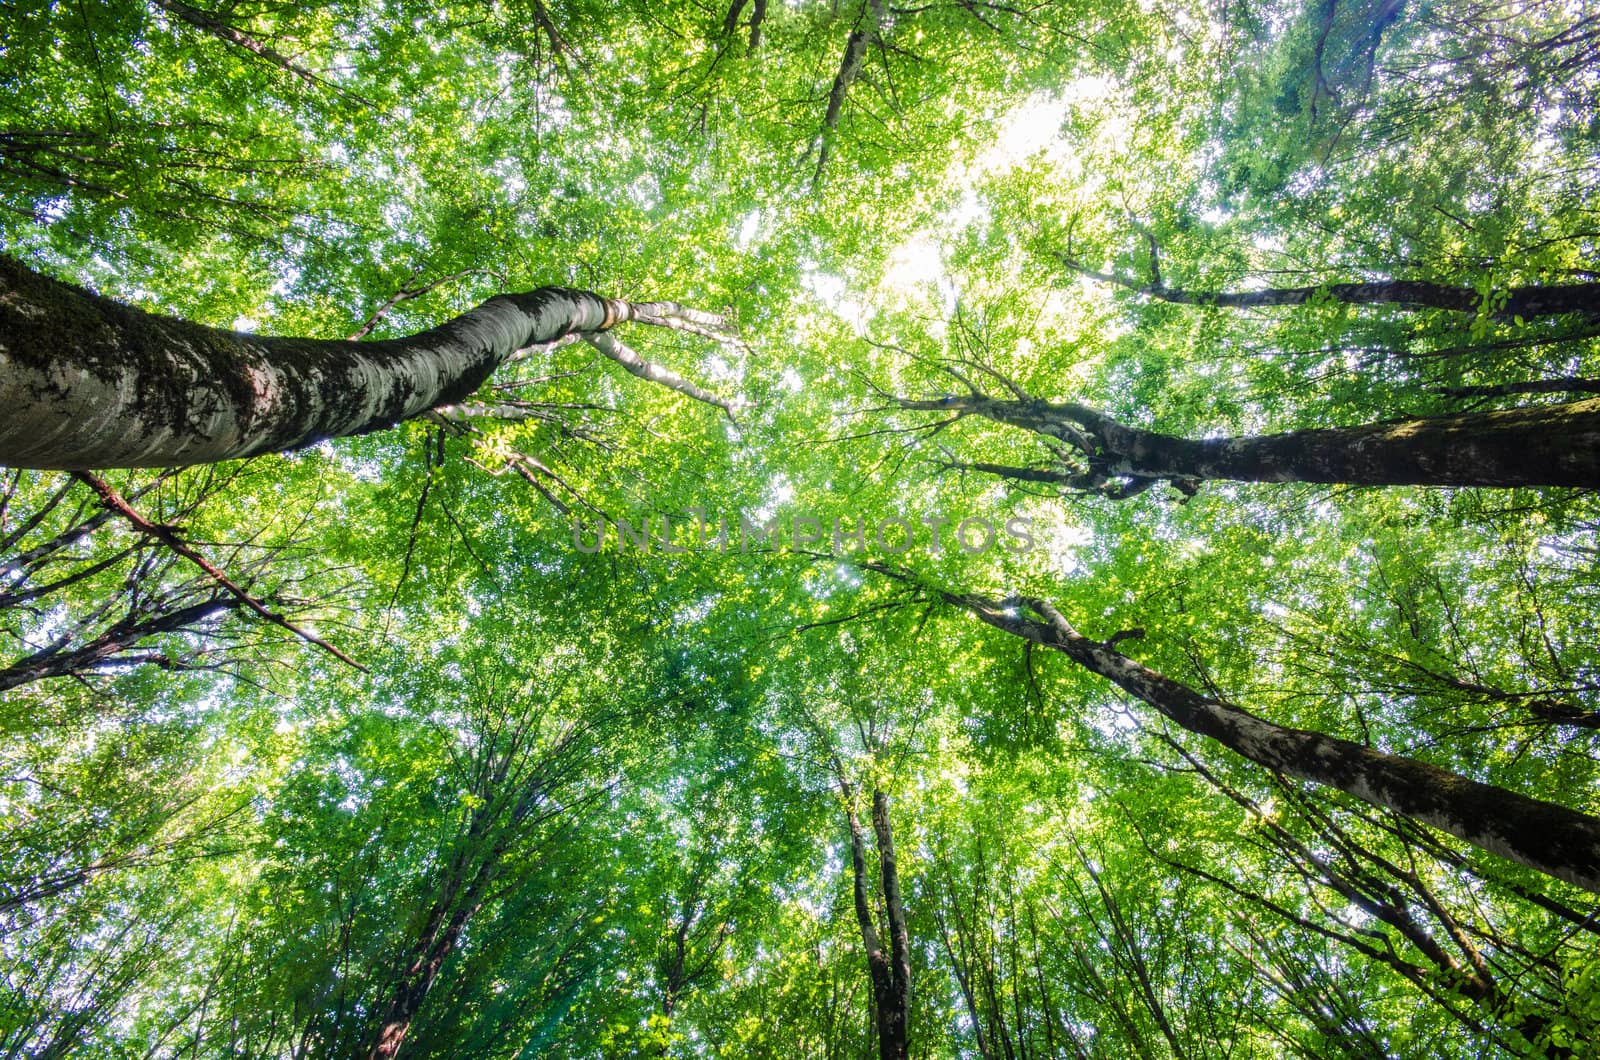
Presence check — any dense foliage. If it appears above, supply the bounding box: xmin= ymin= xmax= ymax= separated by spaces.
xmin=3 ymin=0 xmax=1599 ymax=1056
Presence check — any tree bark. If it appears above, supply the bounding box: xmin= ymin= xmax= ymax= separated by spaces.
xmin=908 ymin=394 xmax=1600 ymax=491
xmin=870 ymin=788 xmax=912 ymax=1060
xmin=894 ymin=576 xmax=1600 ymax=895
xmin=368 ymin=897 xmax=478 ymax=1060
xmin=841 ymin=778 xmax=912 ymax=1060
xmin=747 ymin=0 xmax=768 ymax=50
xmin=1067 ymin=266 xmax=1600 ymax=321
xmin=0 ymin=255 xmax=632 ymax=469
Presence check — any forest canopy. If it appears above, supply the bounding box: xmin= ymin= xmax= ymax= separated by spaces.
xmin=3 ymin=1 xmax=1600 ymax=1057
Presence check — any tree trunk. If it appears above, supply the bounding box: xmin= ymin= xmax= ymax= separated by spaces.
xmin=365 ymin=794 xmax=515 ymax=1060
xmin=922 ymin=582 xmax=1600 ymax=895
xmin=933 ymin=902 xmax=991 ymax=1060
xmin=842 ymin=781 xmax=912 ymax=1060
xmin=1067 ymin=266 xmax=1600 ymax=320
xmin=368 ymin=900 xmax=477 ymax=1060
xmin=914 ymin=395 xmax=1600 ymax=491
xmin=814 ymin=0 xmax=887 ymax=184
xmin=870 ymin=788 xmax=912 ymax=1060
xmin=1096 ymin=400 xmax=1600 ymax=488
xmin=0 ymin=255 xmax=628 ymax=469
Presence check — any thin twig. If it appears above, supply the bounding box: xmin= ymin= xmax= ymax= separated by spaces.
xmin=70 ymin=471 xmax=367 ymax=672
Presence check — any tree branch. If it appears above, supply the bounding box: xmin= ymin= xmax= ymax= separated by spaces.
xmin=814 ymin=0 xmax=889 ymax=186
xmin=69 ymin=471 xmax=366 ymax=672
xmin=150 ymin=0 xmax=371 ymax=105
xmin=582 ymin=332 xmax=742 ymax=421
xmin=1062 ymin=258 xmax=1600 ymax=321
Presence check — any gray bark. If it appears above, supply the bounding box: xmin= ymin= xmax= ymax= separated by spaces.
xmin=0 ymin=255 xmax=631 ymax=469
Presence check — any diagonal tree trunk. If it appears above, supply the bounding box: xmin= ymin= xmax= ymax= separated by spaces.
xmin=0 ymin=255 xmax=730 ymax=470
xmin=861 ymin=564 xmax=1600 ymax=895
xmin=904 ymin=394 xmax=1600 ymax=493
xmin=368 ymin=887 xmax=486 ymax=1060
xmin=931 ymin=897 xmax=992 ymax=1060
xmin=814 ymin=0 xmax=888 ymax=185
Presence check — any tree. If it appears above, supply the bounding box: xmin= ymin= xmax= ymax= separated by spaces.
xmin=898 ymin=389 xmax=1600 ymax=494
xmin=0 ymin=256 xmax=738 ymax=470
xmin=362 ymin=677 xmax=601 ymax=1059
xmin=0 ymin=465 xmax=345 ymax=689
xmin=863 ymin=565 xmax=1600 ymax=896
xmin=5 ymin=0 xmax=1600 ymax=1056
xmin=835 ymin=769 xmax=912 ymax=1060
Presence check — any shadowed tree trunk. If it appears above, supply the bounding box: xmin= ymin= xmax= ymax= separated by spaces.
xmin=839 ymin=773 xmax=912 ymax=1060
xmin=1065 ymin=261 xmax=1600 ymax=320
xmin=861 ymin=564 xmax=1600 ymax=895
xmin=903 ymin=394 xmax=1600 ymax=494
xmin=362 ymin=691 xmax=594 ymax=1060
xmin=869 ymin=789 xmax=911 ymax=1059
xmin=369 ymin=887 xmax=483 ymax=1060
xmin=0 ymin=255 xmax=731 ymax=470
xmin=654 ymin=861 xmax=732 ymax=1030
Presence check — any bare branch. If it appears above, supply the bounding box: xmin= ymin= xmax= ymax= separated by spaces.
xmin=69 ymin=472 xmax=366 ymax=672
xmin=582 ymin=332 xmax=743 ymax=422
xmin=348 ymin=266 xmax=486 ymax=340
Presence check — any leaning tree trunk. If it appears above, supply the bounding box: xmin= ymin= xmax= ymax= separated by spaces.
xmin=912 ymin=395 xmax=1600 ymax=491
xmin=0 ymin=255 xmax=639 ymax=469
xmin=902 ymin=577 xmax=1600 ymax=895
xmin=368 ymin=898 xmax=478 ymax=1060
